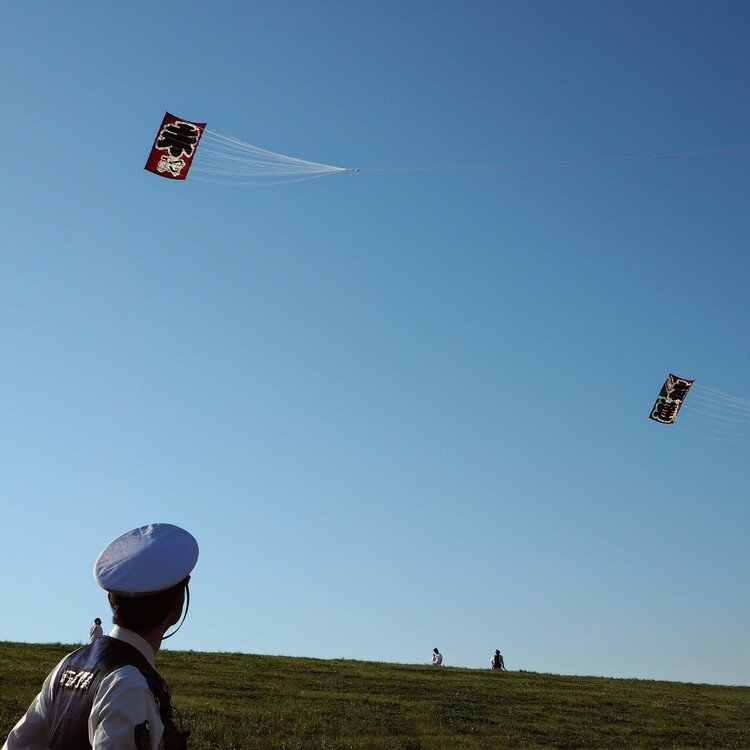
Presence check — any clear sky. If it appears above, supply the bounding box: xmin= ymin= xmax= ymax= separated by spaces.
xmin=1 ymin=1 xmax=749 ymax=685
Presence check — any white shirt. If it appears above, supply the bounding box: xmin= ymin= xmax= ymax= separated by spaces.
xmin=432 ymin=651 xmax=442 ymax=666
xmin=2 ymin=627 xmax=165 ymax=750
xmin=89 ymin=624 xmax=104 ymax=643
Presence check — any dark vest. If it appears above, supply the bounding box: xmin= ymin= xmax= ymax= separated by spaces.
xmin=49 ymin=636 xmax=187 ymax=749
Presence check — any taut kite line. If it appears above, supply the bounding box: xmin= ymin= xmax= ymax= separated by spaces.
xmin=145 ymin=112 xmax=750 ymax=186
xmin=145 ymin=112 xmax=349 ymax=185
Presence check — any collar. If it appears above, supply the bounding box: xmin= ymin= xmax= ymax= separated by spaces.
xmin=109 ymin=626 xmax=156 ymax=667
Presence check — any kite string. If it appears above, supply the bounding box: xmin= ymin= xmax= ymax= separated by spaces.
xmin=197 ymin=130 xmax=348 ymax=176
xmin=688 ymin=405 xmax=750 ymax=425
xmin=189 ymin=172 xmax=338 ymax=187
xmin=205 ymin=129 xmax=337 ymax=166
xmin=692 ymin=383 xmax=750 ymax=409
xmin=678 ymin=382 xmax=750 ymax=443
xmin=681 ymin=420 xmax=750 ymax=443
xmin=354 ymin=146 xmax=750 ymax=173
xmin=189 ymin=131 xmax=750 ymax=184
xmin=690 ymin=393 xmax=750 ymax=417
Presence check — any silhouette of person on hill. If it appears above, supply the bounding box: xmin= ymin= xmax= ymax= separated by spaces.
xmin=432 ymin=647 xmax=443 ymax=666
xmin=491 ymin=649 xmax=506 ymax=670
xmin=89 ymin=618 xmax=103 ymax=643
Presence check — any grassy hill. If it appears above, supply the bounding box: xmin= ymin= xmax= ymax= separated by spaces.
xmin=1 ymin=641 xmax=749 ymax=748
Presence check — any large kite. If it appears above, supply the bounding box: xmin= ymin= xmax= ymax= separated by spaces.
xmin=647 ymin=376 xmax=750 ymax=441
xmin=145 ymin=112 xmax=207 ymax=180
xmin=145 ymin=112 xmax=348 ymax=185
xmin=144 ymin=111 xmax=750 ymax=186
xmin=649 ymin=374 xmax=694 ymax=424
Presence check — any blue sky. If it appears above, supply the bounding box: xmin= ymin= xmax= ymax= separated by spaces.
xmin=1 ymin=1 xmax=749 ymax=685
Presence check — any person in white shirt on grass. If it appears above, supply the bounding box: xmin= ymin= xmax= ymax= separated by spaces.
xmin=2 ymin=523 xmax=198 ymax=750
xmin=89 ymin=617 xmax=103 ymax=643
xmin=432 ymin=647 xmax=443 ymax=666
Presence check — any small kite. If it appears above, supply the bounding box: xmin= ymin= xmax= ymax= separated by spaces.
xmin=145 ymin=112 xmax=207 ymax=180
xmin=649 ymin=373 xmax=694 ymax=424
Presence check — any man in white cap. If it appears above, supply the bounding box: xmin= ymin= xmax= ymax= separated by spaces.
xmin=2 ymin=523 xmax=198 ymax=750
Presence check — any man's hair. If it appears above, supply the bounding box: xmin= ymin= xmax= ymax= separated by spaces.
xmin=109 ymin=580 xmax=186 ymax=632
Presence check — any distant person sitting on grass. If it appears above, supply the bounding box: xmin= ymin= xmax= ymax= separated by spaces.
xmin=432 ymin=647 xmax=443 ymax=666
xmin=88 ymin=617 xmax=103 ymax=643
xmin=491 ymin=649 xmax=506 ymax=670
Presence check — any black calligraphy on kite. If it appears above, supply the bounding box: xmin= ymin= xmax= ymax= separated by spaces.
xmin=649 ymin=374 xmax=694 ymax=424
xmin=145 ymin=112 xmax=206 ymax=180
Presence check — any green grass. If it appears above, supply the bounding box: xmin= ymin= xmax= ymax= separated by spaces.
xmin=2 ymin=641 xmax=749 ymax=748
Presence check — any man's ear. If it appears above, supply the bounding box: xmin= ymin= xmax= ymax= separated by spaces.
xmin=168 ymin=587 xmax=185 ymax=626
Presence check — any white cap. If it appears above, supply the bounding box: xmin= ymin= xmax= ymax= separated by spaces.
xmin=94 ymin=523 xmax=199 ymax=597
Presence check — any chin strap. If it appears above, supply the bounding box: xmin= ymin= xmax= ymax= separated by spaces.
xmin=162 ymin=583 xmax=190 ymax=640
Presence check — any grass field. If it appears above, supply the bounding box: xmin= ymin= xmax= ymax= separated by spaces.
xmin=1 ymin=641 xmax=749 ymax=748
